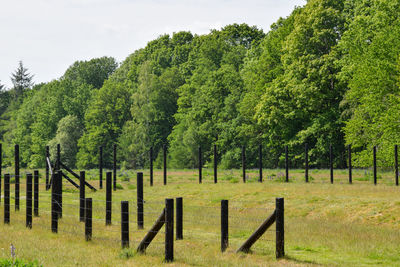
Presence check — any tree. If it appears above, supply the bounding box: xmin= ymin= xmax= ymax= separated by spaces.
xmin=11 ymin=61 xmax=34 ymax=98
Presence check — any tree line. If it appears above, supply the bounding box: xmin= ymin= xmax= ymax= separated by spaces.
xmin=1 ymin=0 xmax=399 ymax=170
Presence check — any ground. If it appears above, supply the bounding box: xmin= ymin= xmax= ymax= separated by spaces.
xmin=0 ymin=168 xmax=399 ymax=266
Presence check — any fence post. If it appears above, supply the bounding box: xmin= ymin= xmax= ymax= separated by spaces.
xmin=276 ymin=198 xmax=284 ymax=259
xmin=165 ymin=198 xmax=174 ymax=262
xmin=137 ymin=172 xmax=144 ymax=229
xmin=4 ymin=174 xmax=10 ymax=224
xmin=305 ymin=143 xmax=309 ymax=183
xmin=330 ymin=145 xmax=333 ymax=184
xmin=51 ymin=172 xmax=58 ymax=233
xmin=99 ymin=146 xmax=103 ymax=189
xmin=0 ymin=144 xmax=2 ymax=203
xmin=15 ymin=144 xmax=20 ymax=211
xmin=46 ymin=146 xmax=49 ymax=190
xmin=163 ymin=144 xmax=167 ymax=185
xmin=199 ymin=147 xmax=202 ymax=184
xmin=395 ymin=145 xmax=399 ymax=186
xmin=85 ymin=198 xmax=92 ymax=241
xmin=214 ymin=144 xmax=218 ymax=184
xmin=26 ymin=173 xmax=32 ymax=228
xmin=106 ymin=172 xmax=112 ymax=225
xmin=259 ymin=144 xmax=263 ymax=183
xmin=56 ymin=144 xmax=60 ymax=171
xmin=373 ymin=146 xmax=377 ymax=185
xmin=150 ymin=146 xmax=153 ymax=186
xmin=80 ymin=171 xmax=85 ymax=222
xmin=221 ymin=200 xmax=228 ymax=252
xmin=242 ymin=146 xmax=246 ymax=183
xmin=348 ymin=145 xmax=352 ymax=184
xmin=121 ymin=201 xmax=129 ymax=248
xmin=34 ymin=170 xmax=39 ymax=217
xmin=176 ymin=197 xmax=183 ymax=240
xmin=113 ymin=144 xmax=117 ymax=191
xmin=58 ymin=170 xmax=63 ymax=219
xmin=285 ymin=146 xmax=289 ymax=182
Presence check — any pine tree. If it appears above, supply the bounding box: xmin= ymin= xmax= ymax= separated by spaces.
xmin=11 ymin=61 xmax=34 ymax=98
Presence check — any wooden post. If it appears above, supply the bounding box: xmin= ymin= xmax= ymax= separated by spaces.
xmin=176 ymin=197 xmax=183 ymax=240
xmin=305 ymin=143 xmax=309 ymax=183
xmin=56 ymin=144 xmax=60 ymax=171
xmin=259 ymin=144 xmax=263 ymax=183
xmin=373 ymin=146 xmax=377 ymax=185
xmin=58 ymin=170 xmax=63 ymax=219
xmin=330 ymin=145 xmax=333 ymax=184
xmin=45 ymin=146 xmax=49 ymax=190
xmin=214 ymin=144 xmax=218 ymax=184
xmin=137 ymin=172 xmax=144 ymax=229
xmin=80 ymin=171 xmax=85 ymax=222
xmin=276 ymin=198 xmax=285 ymax=259
xmin=221 ymin=200 xmax=228 ymax=252
xmin=51 ymin=172 xmax=58 ymax=233
xmin=242 ymin=146 xmax=246 ymax=183
xmin=4 ymin=174 xmax=10 ymax=224
xmin=150 ymin=146 xmax=153 ymax=186
xmin=395 ymin=145 xmax=399 ymax=186
xmin=26 ymin=173 xmax=32 ymax=228
xmin=34 ymin=170 xmax=39 ymax=217
xmin=106 ymin=172 xmax=112 ymax=225
xmin=113 ymin=144 xmax=117 ymax=191
xmin=165 ymin=198 xmax=174 ymax=262
xmin=348 ymin=145 xmax=352 ymax=184
xmin=99 ymin=146 xmax=103 ymax=189
xmin=137 ymin=209 xmax=165 ymax=253
xmin=85 ymin=198 xmax=92 ymax=241
xmin=285 ymin=146 xmax=289 ymax=182
xmin=121 ymin=201 xmax=129 ymax=248
xmin=15 ymin=144 xmax=20 ymax=211
xmin=163 ymin=144 xmax=167 ymax=185
xmin=199 ymin=147 xmax=202 ymax=184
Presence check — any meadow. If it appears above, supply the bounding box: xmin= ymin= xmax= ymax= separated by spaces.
xmin=0 ymin=167 xmax=400 ymax=266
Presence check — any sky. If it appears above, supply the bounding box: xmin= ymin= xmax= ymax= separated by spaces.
xmin=0 ymin=0 xmax=305 ymax=88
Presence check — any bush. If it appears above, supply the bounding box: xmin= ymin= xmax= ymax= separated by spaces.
xmin=0 ymin=258 xmax=41 ymax=266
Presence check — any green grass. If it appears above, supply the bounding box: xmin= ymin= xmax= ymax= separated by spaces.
xmin=0 ymin=168 xmax=400 ymax=266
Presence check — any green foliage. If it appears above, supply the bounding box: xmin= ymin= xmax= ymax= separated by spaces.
xmin=0 ymin=258 xmax=41 ymax=267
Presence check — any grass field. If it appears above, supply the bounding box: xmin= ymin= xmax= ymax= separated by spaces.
xmin=0 ymin=167 xmax=400 ymax=266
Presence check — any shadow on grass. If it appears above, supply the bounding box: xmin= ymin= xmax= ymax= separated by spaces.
xmin=284 ymin=255 xmax=321 ymax=265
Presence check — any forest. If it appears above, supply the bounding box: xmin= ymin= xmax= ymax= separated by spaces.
xmin=1 ymin=0 xmax=400 ymax=170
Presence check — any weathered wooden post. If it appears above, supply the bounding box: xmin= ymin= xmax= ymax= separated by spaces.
xmin=137 ymin=172 xmax=144 ymax=229
xmin=56 ymin=144 xmax=60 ymax=171
xmin=58 ymin=170 xmax=63 ymax=219
xmin=121 ymin=201 xmax=129 ymax=248
xmin=163 ymin=144 xmax=167 ymax=185
xmin=348 ymin=145 xmax=352 ymax=184
xmin=285 ymin=146 xmax=289 ymax=182
xmin=276 ymin=198 xmax=284 ymax=259
xmin=373 ymin=146 xmax=377 ymax=185
xmin=305 ymin=143 xmax=309 ymax=183
xmin=214 ymin=144 xmax=218 ymax=184
xmin=85 ymin=198 xmax=92 ymax=241
xmin=45 ymin=146 xmax=49 ymax=190
xmin=259 ymin=144 xmax=263 ymax=183
xmin=15 ymin=144 xmax=20 ymax=211
xmin=106 ymin=172 xmax=112 ymax=225
xmin=330 ymin=145 xmax=333 ymax=184
xmin=242 ymin=146 xmax=246 ymax=183
xmin=165 ymin=198 xmax=174 ymax=262
xmin=150 ymin=146 xmax=153 ymax=186
xmin=26 ymin=173 xmax=32 ymax=228
xmin=51 ymin=172 xmax=58 ymax=233
xmin=4 ymin=174 xmax=10 ymax=224
xmin=198 ymin=147 xmax=202 ymax=184
xmin=395 ymin=145 xmax=399 ymax=186
xmin=34 ymin=170 xmax=39 ymax=217
xmin=99 ymin=146 xmax=103 ymax=189
xmin=80 ymin=171 xmax=85 ymax=222
xmin=176 ymin=197 xmax=183 ymax=240
xmin=221 ymin=200 xmax=228 ymax=252
xmin=113 ymin=144 xmax=117 ymax=191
